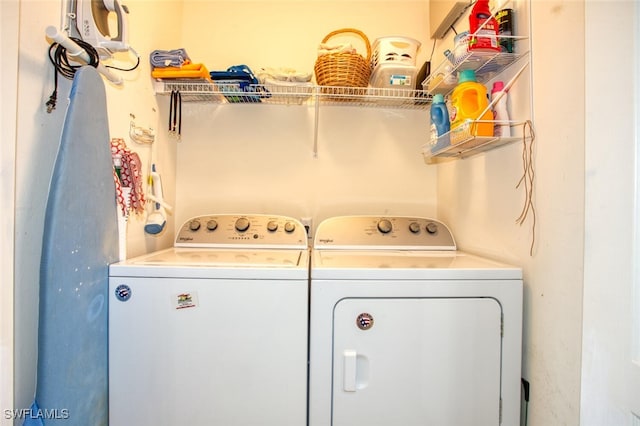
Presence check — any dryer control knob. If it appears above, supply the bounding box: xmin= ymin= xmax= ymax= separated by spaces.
xmin=189 ymin=220 xmax=201 ymax=231
xmin=377 ymin=219 xmax=393 ymax=234
xmin=267 ymin=221 xmax=279 ymax=232
xmin=409 ymin=222 xmax=421 ymax=234
xmin=426 ymin=222 xmax=438 ymax=234
xmin=284 ymin=221 xmax=296 ymax=233
xmin=206 ymin=220 xmax=218 ymax=231
xmin=235 ymin=217 xmax=250 ymax=232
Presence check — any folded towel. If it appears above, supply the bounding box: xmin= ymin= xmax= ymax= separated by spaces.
xmin=151 ymin=63 xmax=210 ymax=80
xmin=257 ymin=67 xmax=313 ymax=83
xmin=317 ymin=43 xmax=357 ymax=57
xmin=150 ymin=48 xmax=191 ymax=68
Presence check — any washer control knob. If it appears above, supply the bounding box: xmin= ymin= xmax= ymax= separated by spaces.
xmin=377 ymin=219 xmax=393 ymax=234
xmin=426 ymin=222 xmax=438 ymax=234
xmin=284 ymin=221 xmax=296 ymax=233
xmin=206 ymin=220 xmax=218 ymax=231
xmin=235 ymin=217 xmax=250 ymax=232
xmin=267 ymin=220 xmax=279 ymax=232
xmin=409 ymin=222 xmax=421 ymax=234
xmin=189 ymin=220 xmax=201 ymax=231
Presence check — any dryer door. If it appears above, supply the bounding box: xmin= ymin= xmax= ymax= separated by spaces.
xmin=332 ymin=297 xmax=502 ymax=426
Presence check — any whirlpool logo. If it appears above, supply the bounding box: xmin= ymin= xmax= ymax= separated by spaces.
xmin=115 ymin=284 xmax=132 ymax=302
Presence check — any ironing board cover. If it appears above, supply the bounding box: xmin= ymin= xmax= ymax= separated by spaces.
xmin=28 ymin=66 xmax=118 ymax=425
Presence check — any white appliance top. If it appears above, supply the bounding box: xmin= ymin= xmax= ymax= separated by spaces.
xmin=311 ymin=216 xmax=521 ymax=280
xmin=175 ymin=214 xmax=308 ymax=249
xmin=110 ymin=214 xmax=309 ymax=279
xmin=313 ymin=215 xmax=456 ymax=250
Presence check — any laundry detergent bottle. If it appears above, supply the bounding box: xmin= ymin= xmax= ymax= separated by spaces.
xmin=449 ymin=69 xmax=493 ymax=139
xmin=468 ymin=0 xmax=500 ymax=52
xmin=429 ymin=94 xmax=451 ymax=148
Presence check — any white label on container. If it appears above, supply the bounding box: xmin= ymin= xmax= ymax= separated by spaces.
xmin=389 ymin=75 xmax=412 ymax=86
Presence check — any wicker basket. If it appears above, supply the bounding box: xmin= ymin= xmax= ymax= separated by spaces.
xmin=314 ymin=28 xmax=372 ymax=88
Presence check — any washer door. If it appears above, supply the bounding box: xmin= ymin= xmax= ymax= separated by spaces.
xmin=332 ymin=297 xmax=502 ymax=426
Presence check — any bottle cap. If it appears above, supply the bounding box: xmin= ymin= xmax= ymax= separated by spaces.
xmin=432 ymin=94 xmax=445 ymax=104
xmin=458 ymin=69 xmax=477 ymax=83
xmin=492 ymin=81 xmax=505 ymax=93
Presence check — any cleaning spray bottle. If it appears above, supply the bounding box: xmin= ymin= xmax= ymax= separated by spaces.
xmin=468 ymin=0 xmax=500 ymax=52
xmin=491 ymin=80 xmax=511 ymax=137
xmin=144 ymin=164 xmax=168 ymax=235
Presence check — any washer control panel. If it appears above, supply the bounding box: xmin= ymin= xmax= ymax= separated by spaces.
xmin=175 ymin=214 xmax=308 ymax=248
xmin=313 ymin=216 xmax=456 ymax=250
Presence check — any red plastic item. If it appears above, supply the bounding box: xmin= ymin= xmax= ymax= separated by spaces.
xmin=468 ymin=0 xmax=500 ymax=52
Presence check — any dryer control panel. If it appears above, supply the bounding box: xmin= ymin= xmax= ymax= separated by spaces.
xmin=175 ymin=214 xmax=308 ymax=249
xmin=314 ymin=216 xmax=456 ymax=250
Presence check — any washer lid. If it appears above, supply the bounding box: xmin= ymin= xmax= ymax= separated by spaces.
xmin=311 ymin=250 xmax=522 ymax=280
xmin=110 ymin=247 xmax=309 ymax=279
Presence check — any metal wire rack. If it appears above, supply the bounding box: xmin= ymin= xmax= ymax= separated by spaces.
xmin=154 ymin=79 xmax=432 ymax=109
xmin=422 ymin=38 xmax=529 ymax=95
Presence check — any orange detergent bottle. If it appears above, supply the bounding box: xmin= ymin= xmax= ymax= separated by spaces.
xmin=449 ymin=69 xmax=493 ymax=142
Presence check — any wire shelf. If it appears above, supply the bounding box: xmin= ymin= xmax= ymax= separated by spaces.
xmin=423 ymin=40 xmax=529 ymax=95
xmin=154 ymin=79 xmax=431 ymax=109
xmin=421 ymin=120 xmax=532 ymax=163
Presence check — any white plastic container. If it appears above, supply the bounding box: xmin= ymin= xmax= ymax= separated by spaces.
xmin=491 ymin=81 xmax=511 ymax=137
xmin=370 ymin=64 xmax=418 ymax=88
xmin=370 ymin=36 xmax=421 ymax=89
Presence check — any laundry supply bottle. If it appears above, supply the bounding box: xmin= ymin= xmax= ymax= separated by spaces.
xmin=468 ymin=0 xmax=500 ymax=52
xmin=429 ymin=94 xmax=451 ymax=149
xmin=449 ymin=69 xmax=493 ymax=139
xmin=491 ymin=80 xmax=511 ymax=137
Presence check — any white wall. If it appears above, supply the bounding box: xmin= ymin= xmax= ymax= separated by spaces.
xmin=12 ymin=0 xmax=182 ymax=416
xmin=176 ymin=0 xmax=437 ymax=232
xmin=0 ymin=1 xmax=18 ymax=424
xmin=581 ymin=1 xmax=638 ymax=423
xmin=435 ymin=1 xmax=585 ymax=425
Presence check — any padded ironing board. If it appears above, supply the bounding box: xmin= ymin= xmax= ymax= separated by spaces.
xmin=28 ymin=66 xmax=118 ymax=425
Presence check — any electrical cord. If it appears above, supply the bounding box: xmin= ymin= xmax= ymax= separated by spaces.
xmin=45 ymin=37 xmax=140 ymax=113
xmin=46 ymin=36 xmax=100 ymax=113
xmin=106 ymin=47 xmax=141 ymax=73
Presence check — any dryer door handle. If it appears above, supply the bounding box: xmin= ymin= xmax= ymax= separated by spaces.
xmin=342 ymin=350 xmax=370 ymax=391
xmin=343 ymin=350 xmax=357 ymax=392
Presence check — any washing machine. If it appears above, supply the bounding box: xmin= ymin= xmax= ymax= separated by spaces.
xmin=108 ymin=214 xmax=309 ymax=426
xmin=309 ymin=216 xmax=523 ymax=426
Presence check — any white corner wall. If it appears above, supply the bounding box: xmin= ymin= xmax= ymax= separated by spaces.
xmin=436 ymin=2 xmax=586 ymax=425
xmin=1 ymin=1 xmax=18 ymax=424
xmin=581 ymin=1 xmax=638 ymax=423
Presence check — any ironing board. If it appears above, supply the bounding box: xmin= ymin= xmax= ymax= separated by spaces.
xmin=29 ymin=66 xmax=118 ymax=425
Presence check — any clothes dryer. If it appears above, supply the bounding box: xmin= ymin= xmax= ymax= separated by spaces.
xmin=109 ymin=214 xmax=309 ymax=426
xmin=309 ymin=216 xmax=523 ymax=426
